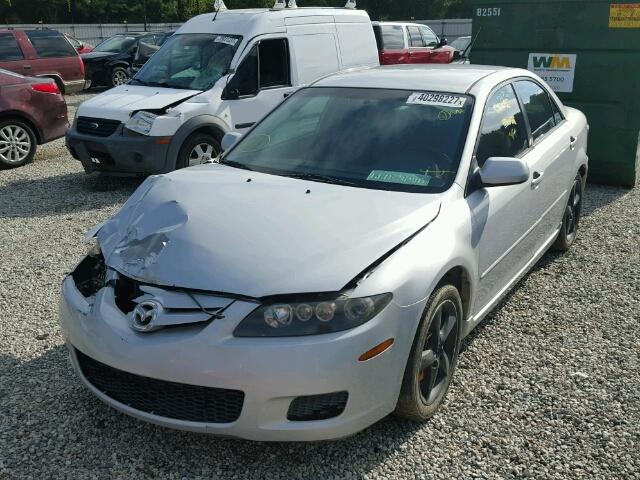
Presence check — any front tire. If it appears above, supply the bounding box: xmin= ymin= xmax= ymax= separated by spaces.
xmin=395 ymin=284 xmax=463 ymax=421
xmin=110 ymin=67 xmax=129 ymax=87
xmin=0 ymin=119 xmax=37 ymax=168
xmin=553 ymin=173 xmax=583 ymax=252
xmin=176 ymin=133 xmax=221 ymax=169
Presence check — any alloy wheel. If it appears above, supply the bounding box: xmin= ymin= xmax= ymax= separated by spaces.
xmin=418 ymin=299 xmax=459 ymax=406
xmin=0 ymin=124 xmax=32 ymax=164
xmin=112 ymin=69 xmax=129 ymax=86
xmin=564 ymin=177 xmax=582 ymax=243
xmin=188 ymin=143 xmax=216 ymax=166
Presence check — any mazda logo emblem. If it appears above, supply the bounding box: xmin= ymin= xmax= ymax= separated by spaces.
xmin=131 ymin=300 xmax=162 ymax=332
xmin=88 ymin=122 xmax=99 ymax=129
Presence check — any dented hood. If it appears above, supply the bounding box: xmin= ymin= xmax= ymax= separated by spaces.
xmin=96 ymin=164 xmax=441 ymax=298
xmin=77 ymin=85 xmax=200 ymax=122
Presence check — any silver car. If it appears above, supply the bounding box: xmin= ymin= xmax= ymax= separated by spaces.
xmin=59 ymin=65 xmax=588 ymax=441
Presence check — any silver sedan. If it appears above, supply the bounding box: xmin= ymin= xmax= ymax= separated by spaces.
xmin=59 ymin=65 xmax=588 ymax=441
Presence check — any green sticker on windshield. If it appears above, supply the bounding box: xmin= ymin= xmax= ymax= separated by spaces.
xmin=367 ymin=170 xmax=430 ymax=186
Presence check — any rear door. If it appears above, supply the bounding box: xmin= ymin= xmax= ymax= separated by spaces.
xmin=406 ymin=25 xmax=430 ymax=63
xmin=375 ymin=24 xmax=408 ymax=65
xmin=0 ymin=32 xmax=30 ymax=76
xmin=24 ymin=30 xmax=83 ymax=82
xmin=513 ymin=79 xmax=575 ymax=249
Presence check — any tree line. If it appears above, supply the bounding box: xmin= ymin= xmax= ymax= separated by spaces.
xmin=1 ymin=0 xmax=471 ymax=24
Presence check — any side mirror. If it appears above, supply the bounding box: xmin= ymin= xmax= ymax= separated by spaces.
xmin=221 ymin=131 xmax=242 ymax=151
xmin=479 ymin=157 xmax=530 ymax=187
xmin=439 ymin=37 xmax=448 ymax=47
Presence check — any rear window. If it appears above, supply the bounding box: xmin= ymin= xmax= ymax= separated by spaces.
xmin=373 ymin=25 xmax=405 ymax=50
xmin=26 ymin=30 xmax=77 ymax=58
xmin=0 ymin=33 xmax=24 ymax=61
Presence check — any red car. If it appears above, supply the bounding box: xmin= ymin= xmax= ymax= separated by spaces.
xmin=0 ymin=68 xmax=69 ymax=168
xmin=65 ymin=34 xmax=94 ymax=54
xmin=0 ymin=29 xmax=85 ymax=94
xmin=372 ymin=22 xmax=456 ymax=65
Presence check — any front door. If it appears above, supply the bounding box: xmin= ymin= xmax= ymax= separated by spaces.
xmin=467 ymin=83 xmax=537 ymax=314
xmin=221 ymin=38 xmax=293 ymax=133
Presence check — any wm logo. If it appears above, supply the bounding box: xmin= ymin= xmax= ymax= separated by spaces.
xmin=532 ymin=55 xmax=571 ymax=69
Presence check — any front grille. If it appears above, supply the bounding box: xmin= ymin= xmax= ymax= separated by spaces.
xmin=287 ymin=391 xmax=348 ymax=421
xmin=76 ymin=348 xmax=244 ymax=423
xmin=77 ymin=116 xmax=121 ymax=137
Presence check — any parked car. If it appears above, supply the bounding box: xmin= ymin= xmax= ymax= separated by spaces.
xmin=449 ymin=35 xmax=471 ymax=64
xmin=372 ymin=21 xmax=456 ymax=65
xmin=131 ymin=31 xmax=174 ymax=74
xmin=0 ymin=29 xmax=85 ymax=93
xmin=65 ymin=33 xmax=94 ymax=54
xmin=0 ymin=68 xmax=68 ymax=168
xmin=66 ymin=7 xmax=379 ymax=175
xmin=60 ymin=65 xmax=588 ymax=441
xmin=82 ymin=32 xmax=173 ymax=88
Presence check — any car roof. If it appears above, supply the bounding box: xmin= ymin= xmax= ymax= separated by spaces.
xmin=313 ymin=64 xmax=528 ymax=94
xmin=178 ymin=8 xmax=371 ymax=36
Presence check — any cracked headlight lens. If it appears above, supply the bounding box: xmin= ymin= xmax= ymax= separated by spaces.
xmin=233 ymin=293 xmax=392 ymax=337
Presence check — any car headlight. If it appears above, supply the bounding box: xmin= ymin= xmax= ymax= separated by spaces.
xmin=125 ymin=111 xmax=158 ymax=135
xmin=233 ymin=293 xmax=392 ymax=337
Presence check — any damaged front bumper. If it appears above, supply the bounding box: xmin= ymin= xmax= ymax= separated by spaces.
xmin=66 ymin=125 xmax=171 ymax=175
xmin=58 ymin=264 xmax=422 ymax=441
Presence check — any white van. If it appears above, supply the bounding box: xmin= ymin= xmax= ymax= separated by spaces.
xmin=66 ymin=4 xmax=379 ymax=175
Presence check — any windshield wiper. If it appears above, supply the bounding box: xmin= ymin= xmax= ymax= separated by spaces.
xmin=218 ymin=159 xmax=256 ymax=171
xmin=280 ymin=172 xmax=360 ymax=187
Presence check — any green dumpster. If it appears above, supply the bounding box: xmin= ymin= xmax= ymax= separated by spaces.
xmin=471 ymin=0 xmax=640 ymax=187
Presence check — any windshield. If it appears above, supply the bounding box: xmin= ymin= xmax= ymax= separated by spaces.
xmin=132 ymin=33 xmax=241 ymax=91
xmin=94 ymin=35 xmax=136 ymax=53
xmin=223 ymin=87 xmax=473 ymax=193
xmin=450 ymin=37 xmax=471 ymax=52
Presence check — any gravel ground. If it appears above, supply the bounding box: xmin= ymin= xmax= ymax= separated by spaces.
xmin=0 ymin=94 xmax=639 ymax=479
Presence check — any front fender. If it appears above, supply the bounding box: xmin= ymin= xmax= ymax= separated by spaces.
xmin=164 ymin=115 xmax=231 ymax=172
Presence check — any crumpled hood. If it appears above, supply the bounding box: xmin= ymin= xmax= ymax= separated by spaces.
xmin=77 ymin=85 xmax=200 ymax=122
xmin=96 ymin=164 xmax=441 ymax=298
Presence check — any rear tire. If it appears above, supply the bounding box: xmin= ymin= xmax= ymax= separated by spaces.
xmin=110 ymin=67 xmax=129 ymax=87
xmin=176 ymin=133 xmax=221 ymax=170
xmin=0 ymin=119 xmax=37 ymax=168
xmin=553 ymin=173 xmax=583 ymax=252
xmin=395 ymin=284 xmax=463 ymax=421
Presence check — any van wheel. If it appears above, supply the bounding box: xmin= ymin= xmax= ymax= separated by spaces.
xmin=552 ymin=173 xmax=583 ymax=252
xmin=395 ymin=284 xmax=462 ymax=421
xmin=0 ymin=119 xmax=37 ymax=168
xmin=177 ymin=133 xmax=221 ymax=169
xmin=110 ymin=67 xmax=129 ymax=87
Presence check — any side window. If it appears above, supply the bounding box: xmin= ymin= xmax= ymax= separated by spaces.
xmin=25 ymin=31 xmax=76 ymax=58
xmin=550 ymin=97 xmax=564 ymax=125
xmin=380 ymin=25 xmax=405 ymax=49
xmin=513 ymin=80 xmax=556 ymax=141
xmin=0 ymin=33 xmax=24 ymax=61
xmin=419 ymin=26 xmax=439 ymax=48
xmin=476 ymin=84 xmax=529 ymax=167
xmin=407 ymin=26 xmax=424 ymax=47
xmin=258 ymin=38 xmax=289 ymax=89
xmin=229 ymin=45 xmax=258 ymax=97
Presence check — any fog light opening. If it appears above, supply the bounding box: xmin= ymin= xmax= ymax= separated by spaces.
xmin=358 ymin=338 xmax=394 ymax=362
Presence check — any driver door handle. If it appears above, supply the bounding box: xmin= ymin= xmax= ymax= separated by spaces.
xmin=531 ymin=170 xmax=544 ymax=187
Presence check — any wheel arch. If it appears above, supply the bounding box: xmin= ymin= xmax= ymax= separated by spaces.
xmin=434 ymin=265 xmax=472 ymax=324
xmin=0 ymin=111 xmax=42 ymax=143
xmin=165 ymin=115 xmax=230 ymax=172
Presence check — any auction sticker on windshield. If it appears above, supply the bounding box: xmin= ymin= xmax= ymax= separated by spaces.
xmin=407 ymin=92 xmax=466 ymax=108
xmin=367 ymin=170 xmax=430 ymax=186
xmin=215 ymin=35 xmax=239 ymax=46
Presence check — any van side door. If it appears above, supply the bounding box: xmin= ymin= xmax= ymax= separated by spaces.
xmin=221 ymin=38 xmax=293 ymax=132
